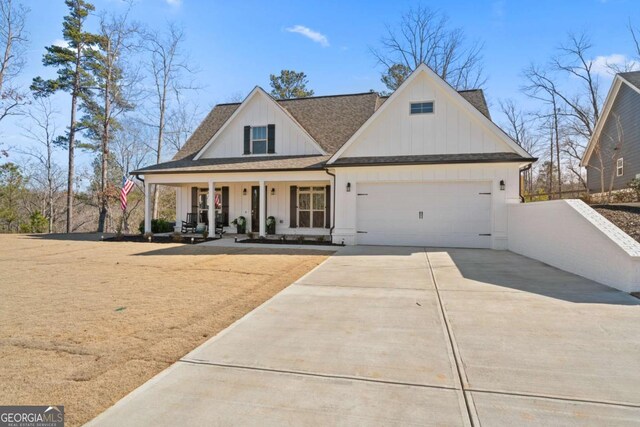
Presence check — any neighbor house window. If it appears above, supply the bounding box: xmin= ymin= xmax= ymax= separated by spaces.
xmin=251 ymin=126 xmax=267 ymax=154
xmin=298 ymin=186 xmax=325 ymax=228
xmin=617 ymin=158 xmax=624 ymax=176
xmin=410 ymin=101 xmax=434 ymax=114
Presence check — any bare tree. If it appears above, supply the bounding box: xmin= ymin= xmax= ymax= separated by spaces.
xmin=499 ymin=99 xmax=541 ymax=195
xmin=522 ymin=65 xmax=563 ymax=196
xmin=17 ymin=97 xmax=62 ymax=232
xmin=111 ymin=117 xmax=151 ymax=231
xmin=0 ymin=0 xmax=28 ymax=128
xmin=372 ymin=5 xmax=485 ymax=91
xmin=164 ymin=100 xmax=201 ymax=157
xmin=84 ymin=8 xmax=140 ymax=232
xmin=143 ymin=23 xmax=197 ymax=218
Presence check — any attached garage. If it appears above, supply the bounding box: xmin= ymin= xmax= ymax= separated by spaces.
xmin=355 ymin=181 xmax=493 ymax=248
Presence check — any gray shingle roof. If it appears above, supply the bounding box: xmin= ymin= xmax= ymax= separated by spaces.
xmin=171 ymin=89 xmax=492 ymax=162
xmin=619 ymin=71 xmax=640 ymax=91
xmin=331 ymin=152 xmax=536 ymax=167
xmin=135 ymin=154 xmax=330 ymax=174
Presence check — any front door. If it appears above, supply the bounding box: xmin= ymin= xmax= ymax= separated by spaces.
xmin=251 ymin=186 xmax=260 ymax=232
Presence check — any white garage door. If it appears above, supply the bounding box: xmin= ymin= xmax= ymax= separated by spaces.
xmin=356 ymin=181 xmax=492 ymax=248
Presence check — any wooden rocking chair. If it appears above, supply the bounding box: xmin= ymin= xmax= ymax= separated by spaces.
xmin=181 ymin=213 xmax=198 ymax=234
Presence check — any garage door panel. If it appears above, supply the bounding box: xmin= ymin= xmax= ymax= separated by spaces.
xmin=356 ymin=181 xmax=492 ymax=248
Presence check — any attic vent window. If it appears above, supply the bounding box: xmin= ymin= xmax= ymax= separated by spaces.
xmin=410 ymin=102 xmax=434 ymax=114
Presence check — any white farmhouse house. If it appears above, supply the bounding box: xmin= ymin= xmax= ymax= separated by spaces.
xmin=134 ymin=64 xmax=536 ymax=249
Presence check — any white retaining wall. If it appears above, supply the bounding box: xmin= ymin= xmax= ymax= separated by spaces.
xmin=508 ymin=200 xmax=640 ymax=293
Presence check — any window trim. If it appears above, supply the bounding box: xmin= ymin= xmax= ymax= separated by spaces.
xmin=410 ymin=101 xmax=435 ymax=115
xmin=250 ymin=125 xmax=268 ymax=155
xmin=617 ymin=157 xmax=624 ymax=177
xmin=297 ymin=186 xmax=326 ymax=228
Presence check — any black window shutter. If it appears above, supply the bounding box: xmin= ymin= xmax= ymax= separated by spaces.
xmin=289 ymin=186 xmax=297 ymax=228
xmin=244 ymin=126 xmax=251 ymax=154
xmin=267 ymin=124 xmax=275 ymax=154
xmin=222 ymin=186 xmax=229 ymax=226
xmin=325 ymin=185 xmax=331 ymax=228
xmin=191 ymin=187 xmax=198 ymax=214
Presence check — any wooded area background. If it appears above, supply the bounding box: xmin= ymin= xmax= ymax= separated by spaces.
xmin=0 ymin=2 xmax=638 ymax=234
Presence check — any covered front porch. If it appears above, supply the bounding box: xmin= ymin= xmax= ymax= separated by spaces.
xmin=143 ymin=170 xmax=333 ymax=239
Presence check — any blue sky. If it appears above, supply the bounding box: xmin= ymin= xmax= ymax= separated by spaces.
xmin=5 ymin=0 xmax=640 ymax=170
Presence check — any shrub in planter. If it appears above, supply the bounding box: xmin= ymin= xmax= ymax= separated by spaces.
xmin=202 ymin=230 xmax=209 ymax=239
xmin=231 ymin=216 xmax=246 ymax=234
xmin=266 ymin=216 xmax=276 ymax=235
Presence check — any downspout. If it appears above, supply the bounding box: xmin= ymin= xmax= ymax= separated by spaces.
xmin=519 ymin=164 xmax=532 ymax=203
xmin=325 ymin=168 xmax=336 ymax=239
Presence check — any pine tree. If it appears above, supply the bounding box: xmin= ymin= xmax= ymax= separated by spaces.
xmin=82 ymin=12 xmax=136 ymax=232
xmin=31 ymin=0 xmax=100 ymax=233
xmin=269 ymin=70 xmax=314 ymax=99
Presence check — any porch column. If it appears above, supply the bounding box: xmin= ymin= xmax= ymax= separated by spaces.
xmin=259 ymin=180 xmax=266 ymax=237
xmin=144 ymin=182 xmax=152 ymax=233
xmin=208 ymin=180 xmax=215 ymax=232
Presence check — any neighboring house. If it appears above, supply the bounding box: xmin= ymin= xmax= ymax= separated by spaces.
xmin=134 ymin=64 xmax=536 ymax=249
xmin=582 ymin=71 xmax=640 ymax=193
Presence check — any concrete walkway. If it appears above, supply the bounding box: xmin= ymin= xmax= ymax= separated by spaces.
xmin=87 ymin=246 xmax=640 ymax=426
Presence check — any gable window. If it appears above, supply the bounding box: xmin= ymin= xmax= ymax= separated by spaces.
xmin=617 ymin=157 xmax=624 ymax=176
xmin=251 ymin=126 xmax=267 ymax=154
xmin=410 ymin=101 xmax=434 ymax=115
xmin=298 ymin=186 xmax=325 ymax=228
xmin=244 ymin=124 xmax=275 ymax=155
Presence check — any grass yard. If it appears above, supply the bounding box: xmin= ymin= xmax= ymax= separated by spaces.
xmin=0 ymin=234 xmax=331 ymax=426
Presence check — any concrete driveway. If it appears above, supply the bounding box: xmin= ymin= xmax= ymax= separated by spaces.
xmin=88 ymin=246 xmax=640 ymax=426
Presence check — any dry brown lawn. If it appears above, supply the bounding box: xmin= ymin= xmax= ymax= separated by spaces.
xmin=0 ymin=234 xmax=331 ymax=426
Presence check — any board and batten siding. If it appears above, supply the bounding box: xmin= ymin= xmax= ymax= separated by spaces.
xmin=175 ymin=181 xmax=330 ymax=236
xmin=587 ymin=82 xmax=640 ymax=192
xmin=330 ymin=162 xmax=521 ymax=249
xmin=198 ymin=91 xmax=322 ymax=159
xmin=341 ymin=72 xmax=515 ymax=158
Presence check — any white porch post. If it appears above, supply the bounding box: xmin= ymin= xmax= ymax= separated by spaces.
xmin=259 ymin=180 xmax=266 ymax=237
xmin=144 ymin=182 xmax=152 ymax=233
xmin=208 ymin=180 xmax=215 ymax=232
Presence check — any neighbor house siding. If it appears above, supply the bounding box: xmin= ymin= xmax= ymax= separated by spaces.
xmin=587 ymin=83 xmax=640 ymax=192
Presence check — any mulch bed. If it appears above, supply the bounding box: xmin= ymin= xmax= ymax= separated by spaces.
xmin=238 ymin=238 xmax=339 ymax=246
xmin=103 ymin=235 xmax=216 ymax=244
xmin=592 ymin=205 xmax=640 ymax=243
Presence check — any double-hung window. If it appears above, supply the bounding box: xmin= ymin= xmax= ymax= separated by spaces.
xmin=251 ymin=126 xmax=267 ymax=154
xmin=617 ymin=158 xmax=624 ymax=177
xmin=298 ymin=186 xmax=325 ymax=228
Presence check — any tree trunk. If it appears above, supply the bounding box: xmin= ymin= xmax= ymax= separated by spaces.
xmin=66 ymin=44 xmax=82 ymax=233
xmin=152 ymin=90 xmax=166 ymax=219
xmin=554 ymin=108 xmax=562 ymax=197
xmin=97 ymin=53 xmax=112 ymax=233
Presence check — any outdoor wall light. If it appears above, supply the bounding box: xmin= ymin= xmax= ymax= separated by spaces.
xmin=346 ymin=182 xmax=351 ymax=192
xmin=242 ymin=188 xmax=247 ymax=196
xmin=191 ymin=237 xmax=194 ymax=244
xmin=499 ymin=180 xmax=505 ymax=191
xmin=271 ymin=188 xmax=276 ymax=196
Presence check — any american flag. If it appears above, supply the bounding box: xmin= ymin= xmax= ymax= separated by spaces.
xmin=120 ymin=176 xmax=135 ymax=211
xmin=214 ymin=193 xmax=221 ymax=209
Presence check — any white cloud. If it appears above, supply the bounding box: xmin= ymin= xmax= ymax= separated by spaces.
xmin=285 ymin=25 xmax=329 ymax=47
xmin=166 ymin=0 xmax=181 ymax=6
xmin=590 ymin=53 xmax=640 ymax=76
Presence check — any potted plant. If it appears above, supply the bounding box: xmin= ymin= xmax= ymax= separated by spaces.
xmin=231 ymin=216 xmax=246 ymax=234
xmin=266 ymin=216 xmax=276 ymax=235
